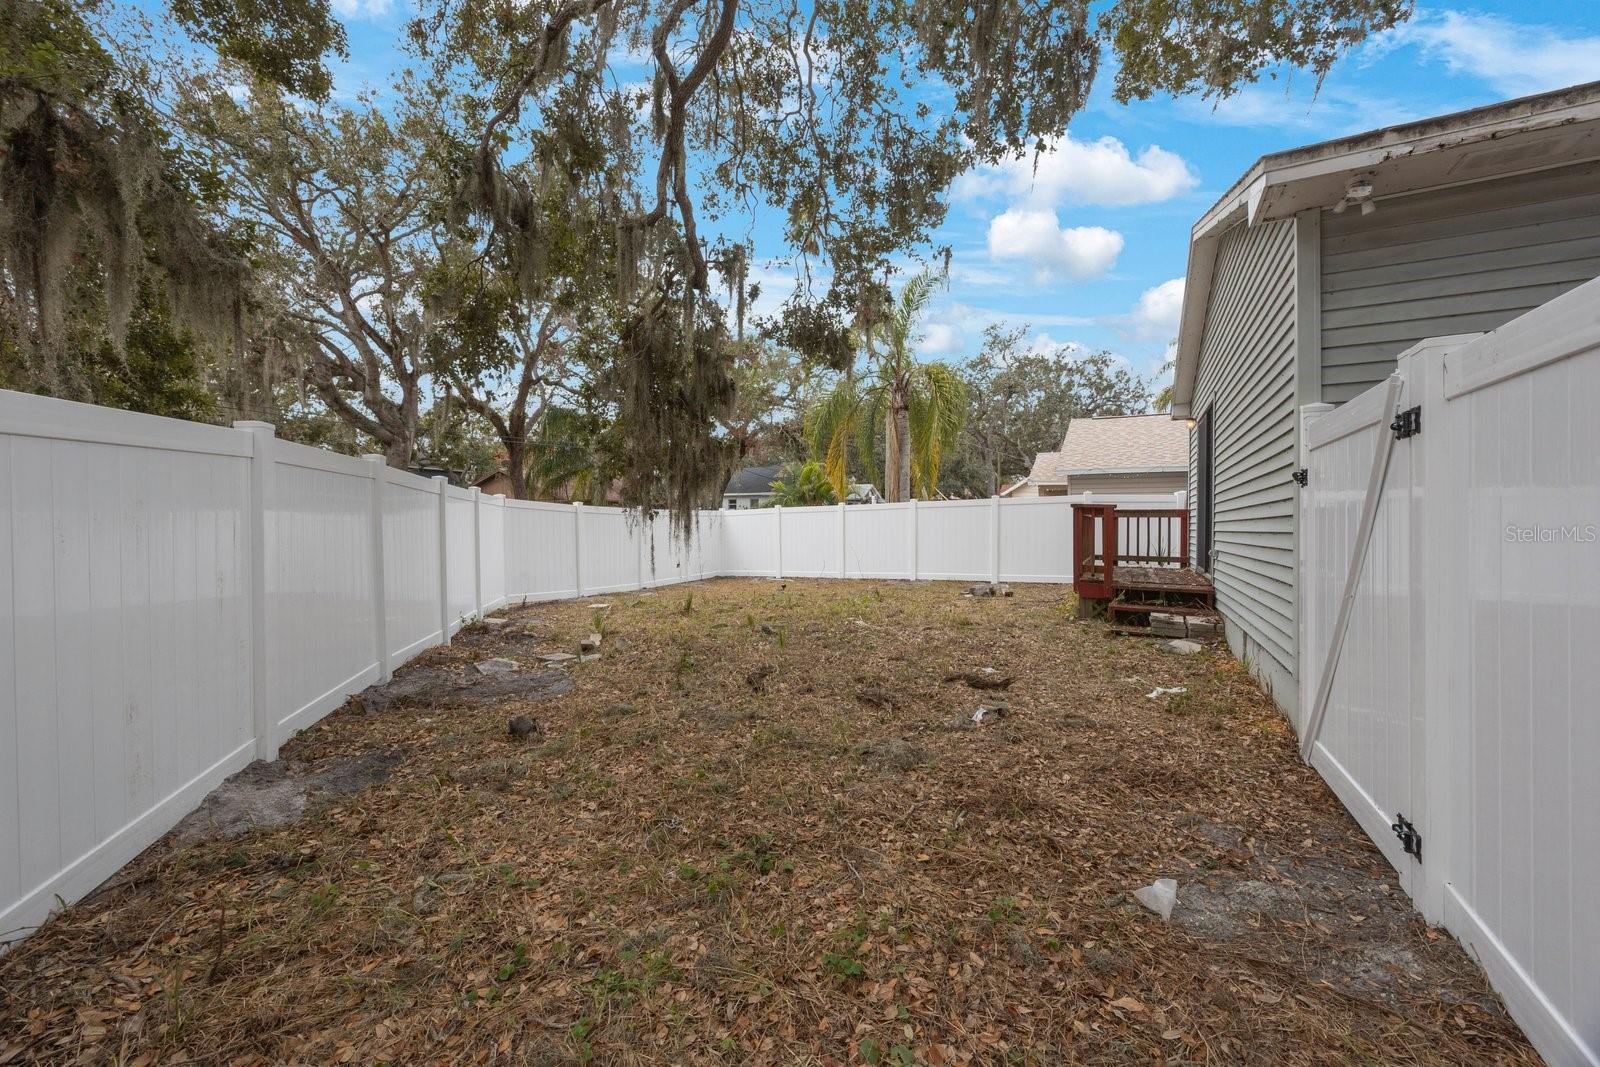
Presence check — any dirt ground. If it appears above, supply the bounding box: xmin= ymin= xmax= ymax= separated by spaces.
xmin=0 ymin=579 xmax=1540 ymax=1066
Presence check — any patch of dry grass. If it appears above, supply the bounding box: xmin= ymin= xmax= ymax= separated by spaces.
xmin=0 ymin=579 xmax=1539 ymax=1065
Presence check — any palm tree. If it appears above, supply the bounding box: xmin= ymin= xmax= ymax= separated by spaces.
xmin=525 ymin=406 xmax=617 ymax=502
xmin=806 ymin=272 xmax=967 ymax=502
xmin=767 ymin=461 xmax=839 ymax=507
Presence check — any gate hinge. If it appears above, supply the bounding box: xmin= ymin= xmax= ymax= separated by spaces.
xmin=1391 ymin=406 xmax=1422 ymax=440
xmin=1291 ymin=468 xmax=1308 ymax=487
xmin=1391 ymin=814 xmax=1422 ymax=862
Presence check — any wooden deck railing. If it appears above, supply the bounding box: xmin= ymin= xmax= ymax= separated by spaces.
xmin=1115 ymin=508 xmax=1190 ymax=567
xmin=1072 ymin=503 xmax=1189 ymax=602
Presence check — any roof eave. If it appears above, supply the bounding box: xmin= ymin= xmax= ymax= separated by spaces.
xmin=1170 ymin=81 xmax=1600 ymax=416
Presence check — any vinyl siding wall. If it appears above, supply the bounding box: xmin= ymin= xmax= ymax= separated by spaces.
xmin=1320 ymin=160 xmax=1600 ymax=402
xmin=1189 ymin=219 xmax=1299 ymax=711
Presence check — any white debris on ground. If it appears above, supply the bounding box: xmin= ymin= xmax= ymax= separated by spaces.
xmin=971 ymin=702 xmax=1009 ymax=723
xmin=1146 ymin=686 xmax=1187 ymax=700
xmin=1160 ymin=639 xmax=1203 ymax=655
xmin=474 ymin=657 xmax=520 ymax=675
xmin=1134 ymin=878 xmax=1179 ymax=921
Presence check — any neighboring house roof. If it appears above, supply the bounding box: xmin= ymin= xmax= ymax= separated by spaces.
xmin=997 ymin=478 xmax=1028 ymax=497
xmin=1027 ymin=414 xmax=1188 ymax=484
xmin=1171 ymin=79 xmax=1600 ymax=416
xmin=723 ymin=463 xmax=783 ymax=495
xmin=473 ymin=470 xmax=513 ymax=492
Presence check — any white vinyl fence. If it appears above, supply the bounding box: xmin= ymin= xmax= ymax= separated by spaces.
xmin=1298 ymin=277 xmax=1600 ymax=1067
xmin=0 ymin=398 xmax=724 ymax=945
xmin=720 ymin=492 xmax=1187 ymax=584
xmin=0 ymin=387 xmax=1183 ymax=947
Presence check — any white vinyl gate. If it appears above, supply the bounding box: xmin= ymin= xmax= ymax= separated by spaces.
xmin=1298 ymin=278 xmax=1600 ymax=1067
xmin=1299 ymin=372 xmax=1425 ymax=895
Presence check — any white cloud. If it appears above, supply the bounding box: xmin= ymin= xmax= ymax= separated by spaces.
xmin=955 ymin=134 xmax=1198 ymax=208
xmin=986 ymin=210 xmax=1123 ymax=281
xmin=1383 ymin=10 xmax=1600 ymax=99
xmin=1120 ymin=278 xmax=1185 ymax=342
xmin=917 ymin=322 xmax=965 ymax=357
xmin=332 ymin=0 xmax=392 ymax=19
xmin=1176 ymin=81 xmax=1429 ymax=134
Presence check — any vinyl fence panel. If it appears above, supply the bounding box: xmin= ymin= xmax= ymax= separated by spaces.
xmin=843 ymin=502 xmax=913 ymax=579
xmin=503 ymin=500 xmax=579 ymax=602
xmin=0 ymin=393 xmax=255 ymax=946
xmin=479 ymin=494 xmax=506 ymax=612
xmin=383 ymin=469 xmax=444 ymax=662
xmin=997 ymin=497 xmax=1075 ymax=583
xmin=721 ymin=508 xmax=778 ymax=576
xmin=774 ymin=505 xmax=840 ymax=578
xmin=915 ymin=499 xmax=994 ymax=581
xmin=579 ymin=505 xmax=640 ymax=595
xmin=1424 ymin=287 xmax=1600 ymax=1067
xmin=1298 ymin=277 xmax=1600 ymax=1067
xmin=266 ymin=439 xmax=382 ymax=745
xmin=445 ymin=487 xmax=476 ymax=628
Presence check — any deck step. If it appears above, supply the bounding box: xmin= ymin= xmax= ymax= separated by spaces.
xmin=1107 ymin=602 xmax=1219 ymax=617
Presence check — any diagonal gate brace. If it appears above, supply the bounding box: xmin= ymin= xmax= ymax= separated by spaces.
xmin=1300 ymin=375 xmax=1404 ymax=763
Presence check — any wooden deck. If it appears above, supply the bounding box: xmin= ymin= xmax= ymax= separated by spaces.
xmin=1072 ymin=504 xmax=1216 ymax=628
xmin=1111 ymin=565 xmax=1214 ymax=595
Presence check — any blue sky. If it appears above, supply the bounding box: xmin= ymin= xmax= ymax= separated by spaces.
xmin=324 ymin=1 xmax=1600 ymax=388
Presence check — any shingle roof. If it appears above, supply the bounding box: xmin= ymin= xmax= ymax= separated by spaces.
xmin=723 ymin=463 xmax=784 ymax=495
xmin=1027 ymin=414 xmax=1187 ymax=484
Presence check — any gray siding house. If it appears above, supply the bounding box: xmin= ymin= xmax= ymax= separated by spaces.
xmin=1171 ymin=82 xmax=1600 ymax=713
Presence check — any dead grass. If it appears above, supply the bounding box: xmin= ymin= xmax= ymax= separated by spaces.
xmin=0 ymin=579 xmax=1540 ymax=1065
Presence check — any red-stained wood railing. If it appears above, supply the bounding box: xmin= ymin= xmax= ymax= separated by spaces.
xmin=1073 ymin=503 xmax=1190 ymax=604
xmin=1115 ymin=508 xmax=1190 ymax=567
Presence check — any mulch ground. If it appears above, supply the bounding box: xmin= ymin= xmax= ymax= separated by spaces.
xmin=0 ymin=578 xmax=1540 ymax=1066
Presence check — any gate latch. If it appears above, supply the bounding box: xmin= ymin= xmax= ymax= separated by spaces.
xmin=1391 ymin=406 xmax=1422 ymax=440
xmin=1391 ymin=814 xmax=1422 ymax=862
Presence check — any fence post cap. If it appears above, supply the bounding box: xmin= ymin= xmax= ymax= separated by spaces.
xmin=232 ymin=420 xmax=276 ymax=434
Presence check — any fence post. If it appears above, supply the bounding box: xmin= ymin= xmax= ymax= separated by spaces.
xmin=908 ymin=499 xmax=919 ymax=581
xmin=470 ymin=486 xmax=483 ymax=620
xmin=774 ymin=505 xmax=784 ymax=580
xmin=838 ymin=502 xmax=847 ymax=579
xmin=496 ymin=494 xmax=508 ymax=610
xmin=235 ymin=420 xmax=278 ymax=762
xmin=572 ymin=502 xmax=584 ymax=598
xmin=363 ymin=455 xmax=391 ymax=683
xmin=1295 ymin=403 xmax=1335 ymax=733
xmin=990 ymin=494 xmax=1001 ymax=584
xmin=636 ymin=510 xmax=647 ymax=590
xmin=434 ymin=476 xmax=451 ymax=644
